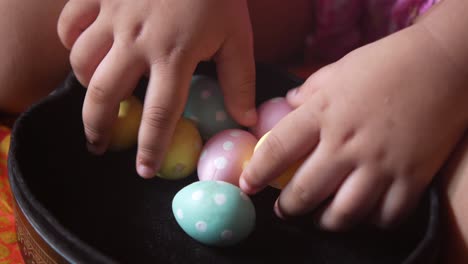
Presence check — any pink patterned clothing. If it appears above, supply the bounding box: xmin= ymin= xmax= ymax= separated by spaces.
xmin=306 ymin=0 xmax=441 ymax=62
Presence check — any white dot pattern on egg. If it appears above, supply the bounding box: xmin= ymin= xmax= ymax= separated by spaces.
xmin=195 ymin=221 xmax=208 ymax=232
xmin=192 ymin=190 xmax=204 ymax=201
xmin=223 ymin=141 xmax=234 ymax=151
xmin=188 ymin=115 xmax=199 ymax=124
xmin=229 ymin=131 xmax=241 ymax=137
xmin=198 ymin=129 xmax=258 ymax=185
xmin=173 ymin=163 xmax=186 ymax=177
xmin=201 ymin=89 xmax=212 ymax=99
xmin=240 ymin=192 xmax=249 ymax=201
xmin=214 ymin=193 xmax=227 ymax=205
xmin=183 ymin=76 xmax=241 ymax=139
xmin=177 ymin=209 xmax=184 ymax=219
xmin=213 ymin=157 xmax=228 ymax=170
xmin=172 ymin=180 xmax=256 ymax=247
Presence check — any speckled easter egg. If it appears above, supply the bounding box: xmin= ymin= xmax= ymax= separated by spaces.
xmin=109 ymin=96 xmax=143 ymax=150
xmin=251 ymin=97 xmax=293 ymax=139
xmin=183 ymin=75 xmax=241 ymax=140
xmin=157 ymin=118 xmax=202 ymax=180
xmin=255 ymin=131 xmax=303 ymax=189
xmin=172 ymin=180 xmax=256 ymax=246
xmin=198 ymin=129 xmax=257 ymax=186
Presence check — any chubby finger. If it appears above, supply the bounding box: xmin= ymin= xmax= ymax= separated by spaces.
xmin=69 ymin=17 xmax=113 ymax=87
xmin=239 ymin=103 xmax=320 ymax=194
xmin=370 ymin=179 xmax=419 ymax=228
xmin=316 ymin=167 xmax=390 ymax=231
xmin=275 ymin=143 xmax=356 ymax=218
xmin=136 ymin=59 xmax=196 ymax=179
xmin=83 ymin=44 xmax=145 ymax=154
xmin=216 ymin=33 xmax=257 ymax=127
xmin=58 ymin=0 xmax=100 ymax=49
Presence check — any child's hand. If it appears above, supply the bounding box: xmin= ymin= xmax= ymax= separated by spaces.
xmin=57 ymin=0 xmax=257 ymax=178
xmin=240 ymin=24 xmax=468 ymax=230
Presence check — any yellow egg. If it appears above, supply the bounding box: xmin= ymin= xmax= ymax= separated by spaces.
xmin=109 ymin=96 xmax=143 ymax=150
xmin=0 ymin=135 xmax=10 ymax=155
xmin=255 ymin=131 xmax=303 ymax=189
xmin=157 ymin=118 xmax=202 ymax=180
xmin=269 ymin=160 xmax=302 ymax=189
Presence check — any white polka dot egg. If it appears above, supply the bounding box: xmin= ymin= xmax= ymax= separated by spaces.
xmin=197 ymin=129 xmax=257 ymax=185
xmin=172 ymin=180 xmax=256 ymax=247
xmin=183 ymin=75 xmax=241 ymax=140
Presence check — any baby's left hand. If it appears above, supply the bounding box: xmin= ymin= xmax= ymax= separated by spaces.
xmin=240 ymin=24 xmax=468 ymax=230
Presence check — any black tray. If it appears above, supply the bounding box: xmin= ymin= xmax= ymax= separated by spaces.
xmin=8 ymin=63 xmax=440 ymax=263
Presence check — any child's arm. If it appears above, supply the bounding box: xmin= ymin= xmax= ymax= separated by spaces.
xmin=418 ymin=0 xmax=468 ymax=76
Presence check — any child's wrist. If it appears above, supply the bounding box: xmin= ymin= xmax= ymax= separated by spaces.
xmin=417 ymin=0 xmax=468 ymax=76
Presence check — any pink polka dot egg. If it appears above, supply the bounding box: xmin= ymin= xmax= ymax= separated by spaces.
xmin=197 ymin=129 xmax=257 ymax=186
xmin=251 ymin=97 xmax=293 ymax=139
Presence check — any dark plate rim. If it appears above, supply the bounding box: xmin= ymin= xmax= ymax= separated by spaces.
xmin=7 ymin=64 xmax=440 ymax=264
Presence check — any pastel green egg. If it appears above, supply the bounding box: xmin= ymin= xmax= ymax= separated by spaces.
xmin=172 ymin=180 xmax=256 ymax=247
xmin=183 ymin=75 xmax=241 ymax=140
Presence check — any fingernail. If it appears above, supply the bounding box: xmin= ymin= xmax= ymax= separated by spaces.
xmin=244 ymin=108 xmax=257 ymax=123
xmin=239 ymin=177 xmax=255 ymax=194
xmin=274 ymin=200 xmax=286 ymax=220
xmin=137 ymin=164 xmax=156 ymax=179
xmin=286 ymin=88 xmax=298 ymax=99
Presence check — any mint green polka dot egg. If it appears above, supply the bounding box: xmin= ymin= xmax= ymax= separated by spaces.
xmin=172 ymin=180 xmax=256 ymax=247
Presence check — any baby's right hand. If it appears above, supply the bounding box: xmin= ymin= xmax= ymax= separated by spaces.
xmin=57 ymin=0 xmax=257 ymax=178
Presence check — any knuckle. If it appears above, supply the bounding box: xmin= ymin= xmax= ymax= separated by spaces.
xmin=150 ymin=43 xmax=191 ymax=67
xmin=70 ymin=53 xmax=92 ymax=86
xmin=130 ymin=22 xmax=145 ymax=42
xmin=69 ymin=50 xmax=84 ymax=73
xmin=83 ymin=123 xmax=104 ymax=144
xmin=119 ymin=22 xmax=145 ymax=44
xmin=86 ymin=84 xmax=110 ymax=105
xmin=142 ymin=105 xmax=175 ymax=131
xmin=168 ymin=45 xmax=190 ymax=61
xmin=262 ymin=133 xmax=288 ymax=165
xmin=138 ymin=143 xmax=163 ymax=162
xmin=57 ymin=23 xmax=71 ymax=48
xmin=57 ymin=9 xmax=75 ymax=48
xmin=289 ymin=181 xmax=311 ymax=211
